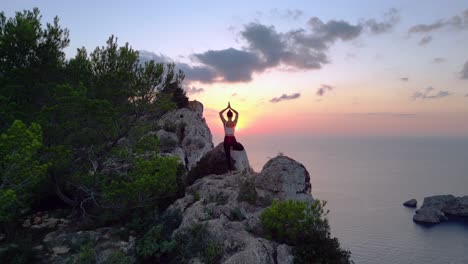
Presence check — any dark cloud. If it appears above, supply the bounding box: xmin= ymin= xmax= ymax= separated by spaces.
xmin=194 ymin=48 xmax=263 ymax=82
xmin=400 ymin=77 xmax=409 ymax=81
xmin=144 ymin=10 xmax=400 ymax=84
xmin=193 ymin=17 xmax=364 ymax=82
xmin=419 ymin=35 xmax=433 ymax=45
xmin=433 ymin=57 xmax=446 ymax=63
xmin=138 ymin=50 xmax=171 ymax=64
xmin=241 ymin=23 xmax=286 ymax=67
xmin=270 ymin=93 xmax=301 ymax=103
xmin=460 ymin=60 xmax=468 ymax=79
xmin=362 ymin=8 xmax=400 ymax=34
xmin=409 ymin=20 xmax=446 ymax=33
xmin=185 ymin=86 xmax=204 ymax=94
xmin=316 ymin=84 xmax=334 ymax=96
xmin=177 ymin=63 xmax=217 ymax=83
xmin=411 ymin=87 xmax=450 ymax=100
xmin=408 ymin=9 xmax=468 ymax=34
xmin=139 ymin=50 xmax=217 ymax=83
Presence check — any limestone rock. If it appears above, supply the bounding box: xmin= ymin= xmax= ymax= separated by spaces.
xmin=186 ymin=143 xmax=233 ymax=185
xmin=277 ymin=244 xmax=294 ymax=264
xmin=413 ymin=208 xmax=448 ymax=224
xmin=187 ymin=100 xmax=204 ymax=117
xmin=230 ymin=148 xmax=251 ymax=172
xmin=403 ymin=199 xmax=417 ymax=208
xmin=412 ymin=195 xmax=468 ymax=224
xmin=444 ymin=195 xmax=468 ymax=216
xmin=255 ymin=156 xmax=313 ymax=202
xmin=169 ymin=155 xmax=310 ymax=263
xmin=159 ymin=108 xmax=213 ymax=170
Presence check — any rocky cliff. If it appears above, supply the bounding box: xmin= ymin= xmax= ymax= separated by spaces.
xmin=4 ymin=105 xmax=317 ymax=264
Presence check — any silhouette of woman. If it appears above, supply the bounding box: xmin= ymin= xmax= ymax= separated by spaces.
xmin=219 ymin=102 xmax=244 ymax=173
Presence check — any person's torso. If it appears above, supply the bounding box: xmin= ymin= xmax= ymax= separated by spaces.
xmin=224 ymin=121 xmax=236 ymax=136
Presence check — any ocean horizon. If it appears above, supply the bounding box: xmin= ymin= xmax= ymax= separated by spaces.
xmin=216 ymin=135 xmax=468 ymax=264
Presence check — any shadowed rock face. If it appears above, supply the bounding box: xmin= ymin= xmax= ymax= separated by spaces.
xmin=413 ymin=195 xmax=468 ymax=224
xmin=403 ymin=199 xmax=417 ymax=208
xmin=169 ymin=155 xmax=313 ymax=264
xmin=186 ymin=142 xmax=251 ymax=186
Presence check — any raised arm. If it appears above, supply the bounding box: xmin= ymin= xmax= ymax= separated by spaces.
xmin=219 ymin=106 xmax=229 ymax=124
xmin=230 ymin=107 xmax=239 ymax=123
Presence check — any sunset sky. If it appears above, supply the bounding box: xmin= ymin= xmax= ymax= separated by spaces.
xmin=3 ymin=0 xmax=468 ymax=138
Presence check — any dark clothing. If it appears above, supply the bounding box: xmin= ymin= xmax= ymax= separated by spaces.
xmin=224 ymin=136 xmax=244 ymax=170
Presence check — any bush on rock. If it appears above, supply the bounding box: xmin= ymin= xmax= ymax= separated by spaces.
xmin=261 ymin=199 xmax=352 ymax=264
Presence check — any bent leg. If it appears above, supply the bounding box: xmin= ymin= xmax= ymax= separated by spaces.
xmin=224 ymin=140 xmax=232 ymax=171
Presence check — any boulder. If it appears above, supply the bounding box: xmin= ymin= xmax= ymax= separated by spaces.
xmin=186 ymin=143 xmax=233 ymax=185
xmin=230 ymin=148 xmax=251 ymax=172
xmin=403 ymin=199 xmax=417 ymax=208
xmin=255 ymin=156 xmax=312 ymax=202
xmin=412 ymin=195 xmax=468 ymax=224
xmin=169 ymin=155 xmax=313 ymax=263
xmin=186 ymin=143 xmax=252 ymax=185
xmin=159 ymin=108 xmax=213 ymax=170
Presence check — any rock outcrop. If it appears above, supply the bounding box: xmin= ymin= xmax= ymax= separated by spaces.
xmin=169 ymin=155 xmax=313 ymax=264
xmin=413 ymin=195 xmax=468 ymax=224
xmin=403 ymin=199 xmax=417 ymax=208
xmin=158 ymin=108 xmax=213 ymax=170
xmin=186 ymin=143 xmax=252 ymax=185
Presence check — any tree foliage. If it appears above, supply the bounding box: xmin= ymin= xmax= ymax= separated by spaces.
xmin=0 ymin=120 xmax=47 ymax=222
xmin=0 ymin=8 xmax=190 ymax=233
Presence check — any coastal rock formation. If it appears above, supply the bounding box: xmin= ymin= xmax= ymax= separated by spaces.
xmin=255 ymin=156 xmax=312 ymax=201
xmin=186 ymin=143 xmax=251 ymax=185
xmin=413 ymin=195 xmax=468 ymax=224
xmin=169 ymin=155 xmax=313 ymax=264
xmin=158 ymin=108 xmax=213 ymax=170
xmin=403 ymin=199 xmax=417 ymax=208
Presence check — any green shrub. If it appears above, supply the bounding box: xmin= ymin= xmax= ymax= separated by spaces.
xmin=136 ymin=224 xmax=176 ymax=259
xmin=103 ymin=251 xmax=130 ymax=264
xmin=174 ymin=224 xmax=223 ymax=264
xmin=261 ymin=199 xmax=352 ymax=264
xmin=193 ymin=191 xmax=201 ymax=201
xmin=76 ymin=243 xmax=96 ymax=264
xmin=103 ymin=156 xmax=179 ymax=208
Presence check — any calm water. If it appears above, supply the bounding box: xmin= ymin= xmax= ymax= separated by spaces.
xmin=222 ymin=135 xmax=468 ymax=264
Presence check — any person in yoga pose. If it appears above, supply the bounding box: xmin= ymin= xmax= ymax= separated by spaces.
xmin=219 ymin=102 xmax=244 ymax=173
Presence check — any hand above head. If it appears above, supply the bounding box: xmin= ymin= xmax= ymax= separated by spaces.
xmin=228 ymin=102 xmax=231 ymax=109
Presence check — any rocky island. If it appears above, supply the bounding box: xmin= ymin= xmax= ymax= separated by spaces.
xmin=412 ymin=195 xmax=468 ymax=224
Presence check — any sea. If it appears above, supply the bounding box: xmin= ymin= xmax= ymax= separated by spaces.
xmin=215 ymin=135 xmax=468 ymax=264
